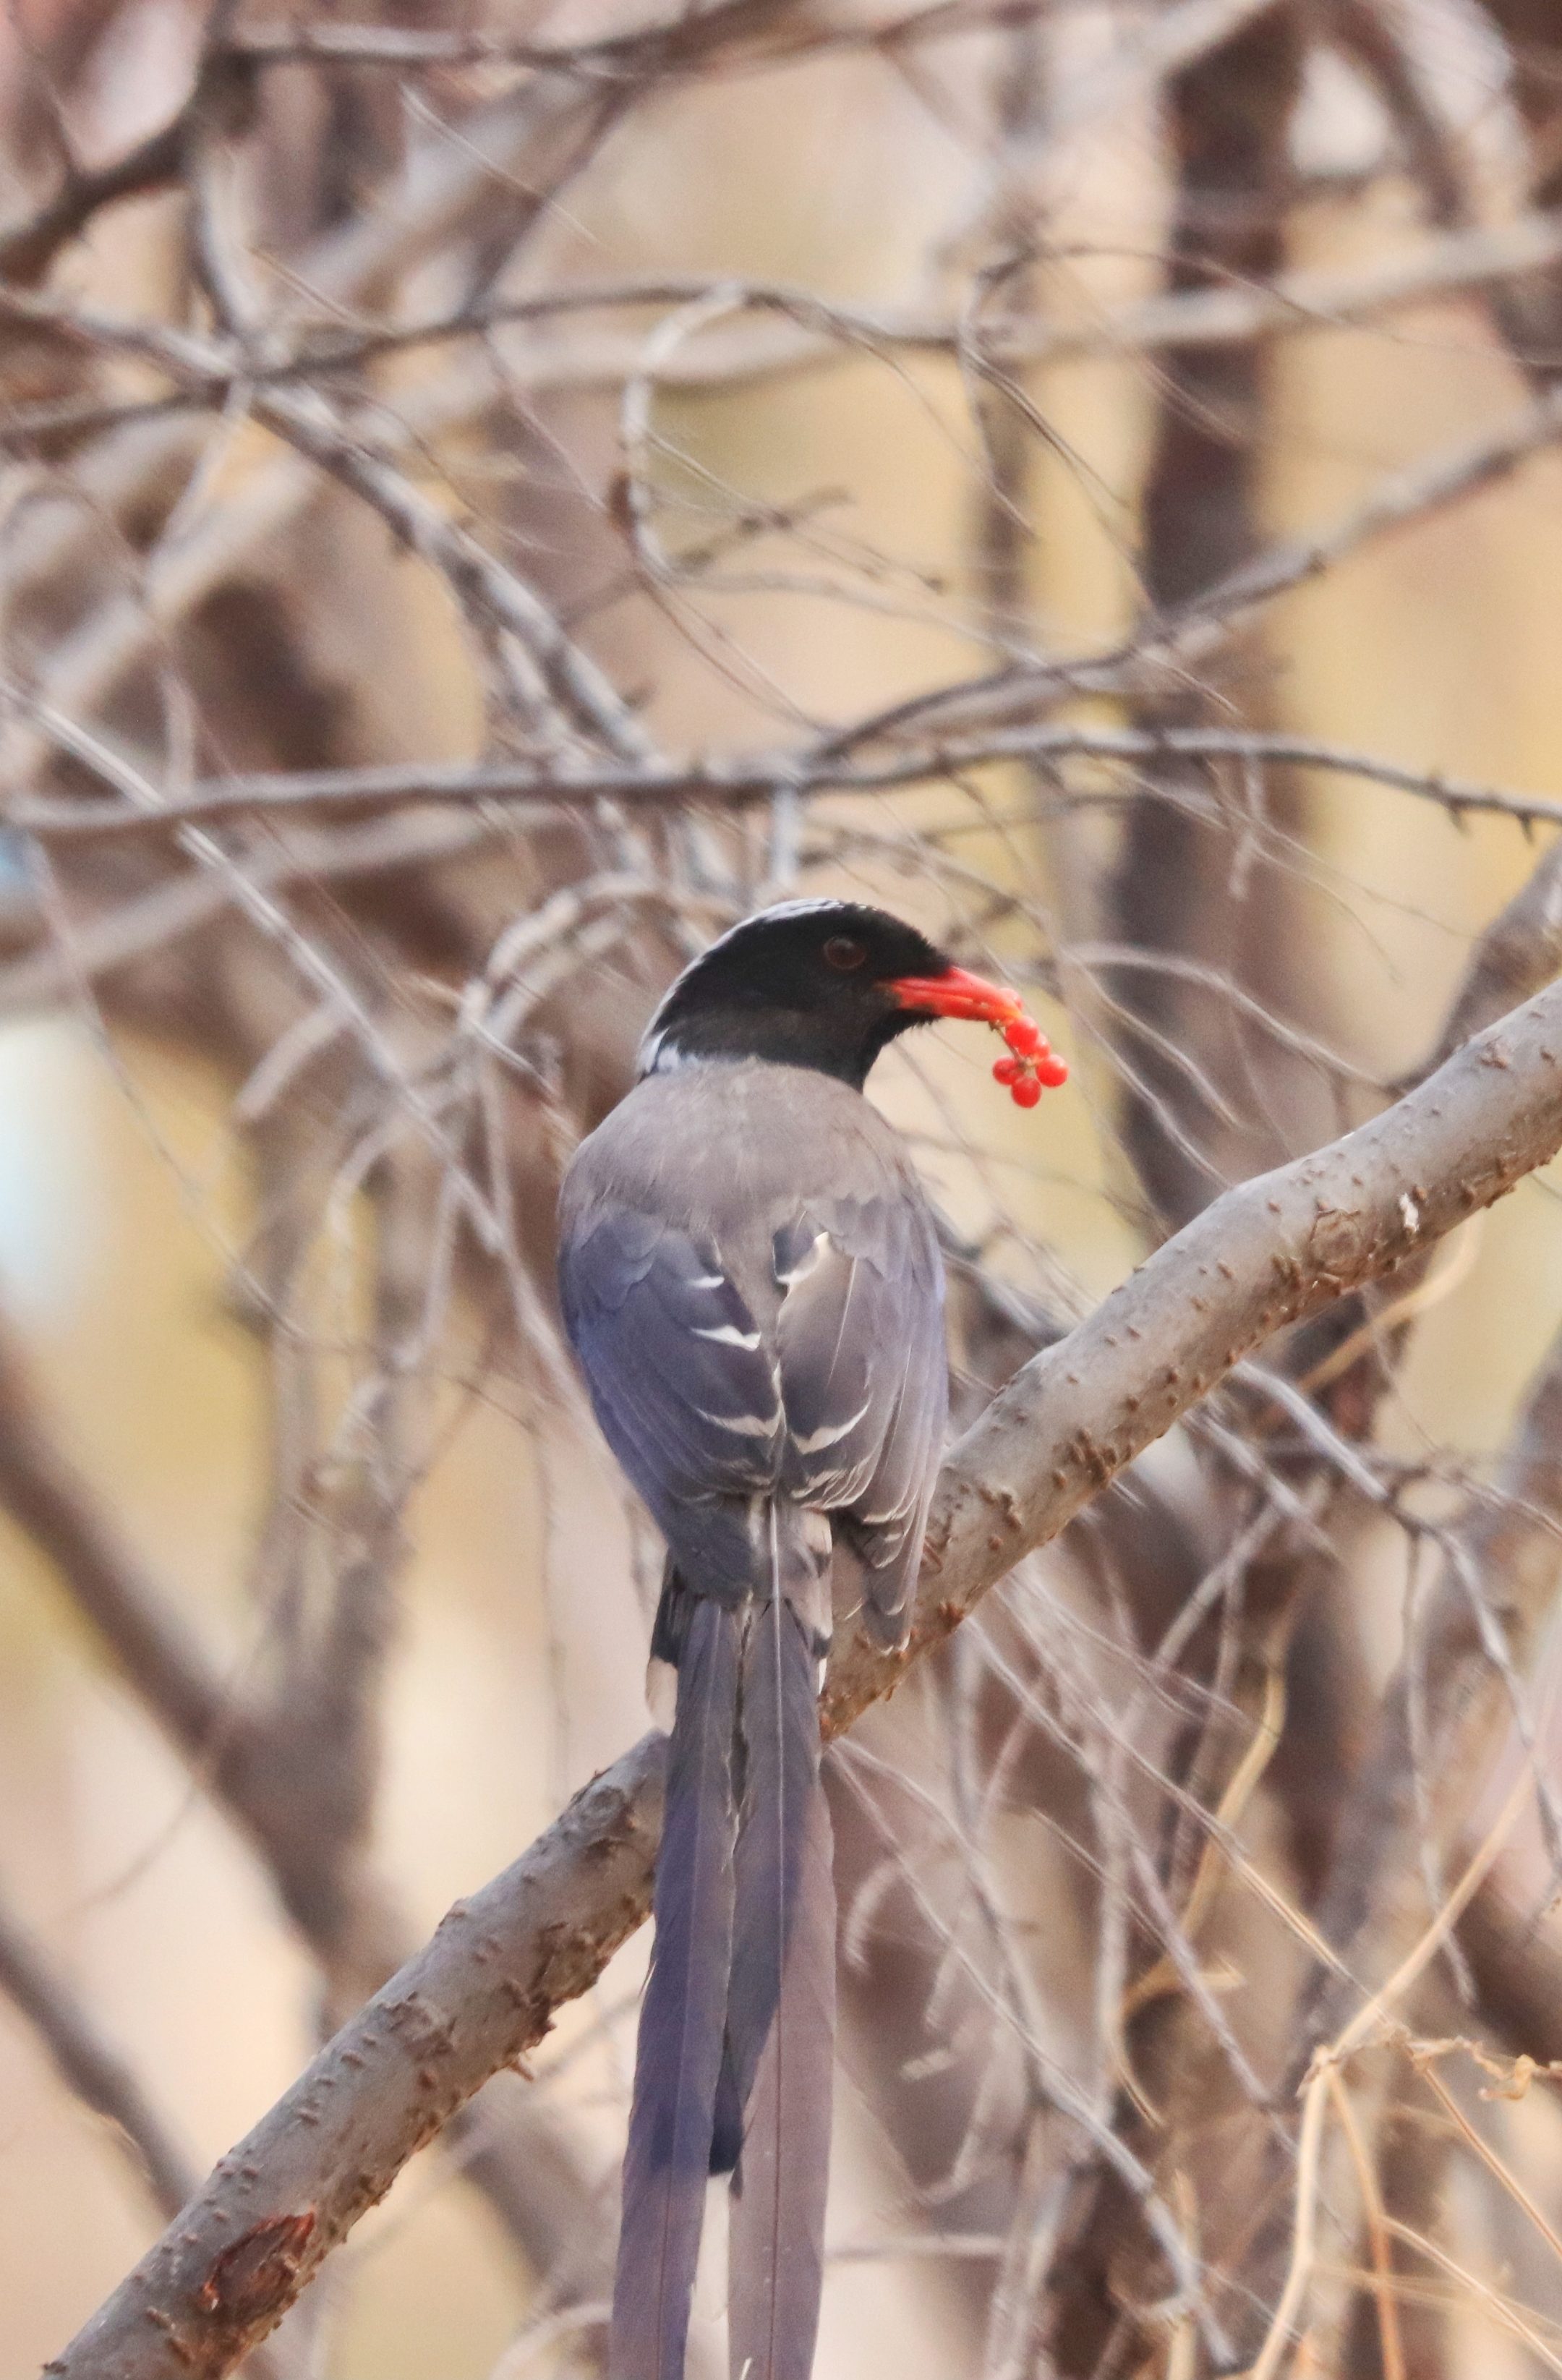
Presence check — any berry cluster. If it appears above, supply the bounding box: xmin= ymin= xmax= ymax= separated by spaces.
xmin=991 ymin=1013 xmax=1069 ymax=1109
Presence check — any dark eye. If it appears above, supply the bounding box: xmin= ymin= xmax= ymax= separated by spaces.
xmin=824 ymin=936 xmax=866 ymax=971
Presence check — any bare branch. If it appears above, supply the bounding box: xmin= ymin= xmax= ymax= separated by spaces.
xmin=0 ymin=1322 xmax=229 ymax=1765
xmin=46 ymin=1736 xmax=663 ymax=2380
xmin=45 ymin=967 xmax=1562 ymax=2378
xmin=0 ymin=1308 xmax=613 ymax=2325
xmin=11 ymin=725 xmax=1562 ymax=847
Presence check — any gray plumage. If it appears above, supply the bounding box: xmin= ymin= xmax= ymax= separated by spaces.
xmin=609 ymin=1597 xmax=740 ymax=2380
xmin=726 ymin=1591 xmax=836 ymax=2380
xmin=560 ymin=1034 xmax=949 ymax=2379
xmin=558 ymin=1065 xmax=947 ymax=1648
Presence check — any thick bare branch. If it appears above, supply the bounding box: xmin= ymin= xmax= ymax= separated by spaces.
xmin=44 ymin=1736 xmax=662 ymax=2380
xmin=46 ymin=967 xmax=1562 ymax=2378
xmin=0 ymin=1308 xmax=613 ymax=2324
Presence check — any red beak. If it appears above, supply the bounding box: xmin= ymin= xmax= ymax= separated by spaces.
xmin=887 ymin=965 xmax=1025 ymax=1023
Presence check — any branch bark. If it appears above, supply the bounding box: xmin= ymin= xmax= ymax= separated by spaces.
xmin=0 ymin=1308 xmax=621 ymax=2335
xmin=46 ymin=965 xmax=1562 ymax=2378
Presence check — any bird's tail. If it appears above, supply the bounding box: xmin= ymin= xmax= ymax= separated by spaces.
xmin=610 ymin=1592 xmax=741 ymax=2380
xmin=722 ymin=1508 xmax=836 ymax=2380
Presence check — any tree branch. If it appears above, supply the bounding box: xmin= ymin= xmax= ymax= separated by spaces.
xmin=46 ymin=965 xmax=1562 ymax=2379
xmin=11 ymin=725 xmax=1562 ymax=851
xmin=11 ymin=211 xmax=1562 ymax=430
xmin=0 ymin=106 xmax=200 ymax=289
xmin=0 ymin=1310 xmax=618 ymax=2330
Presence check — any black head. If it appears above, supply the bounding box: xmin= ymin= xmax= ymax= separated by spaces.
xmin=638 ymin=900 xmax=1025 ymax=1089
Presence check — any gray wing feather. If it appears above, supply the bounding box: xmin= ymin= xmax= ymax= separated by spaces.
xmin=560 ymin=1210 xmax=782 ymax=1533
xmin=561 ymin=1188 xmax=946 ymax=1635
xmin=773 ymin=1193 xmax=946 ymax=1640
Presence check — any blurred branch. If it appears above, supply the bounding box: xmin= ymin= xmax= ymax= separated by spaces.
xmin=0 ymin=1884 xmax=294 ymax=2380
xmin=1339 ymin=2080 xmax=1451 ymax=2380
xmin=1458 ymin=1869 xmax=1562 ymax=2068
xmin=217 ymin=0 xmax=1027 ymax=72
xmin=47 ymin=967 xmax=1562 ymax=2378
xmin=1327 ymin=0 xmax=1464 ymax=229
xmin=0 ymin=279 xmax=651 ymax=762
xmin=13 ymin=0 xmax=1562 ymax=2369
xmin=1425 ymin=835 xmax=1562 ymax=1072
xmin=1107 ymin=0 xmax=1305 ymax=1221
xmin=0 ymin=1881 xmax=197 ymax=2220
xmin=239 ymin=384 xmax=652 ymax=762
xmin=12 ymin=723 xmax=1562 ymax=850
xmin=7 ymin=252 xmax=1561 ymax=900
xmin=1237 ymin=1331 xmax=1562 ymax=2366
xmin=216 ymin=0 xmax=1281 ymax=93
xmin=1476 ymin=0 xmax=1562 ymax=379
xmin=0 ymin=1310 xmax=615 ymax=2332
xmin=809 ymin=373 xmax=1562 ymax=746
xmin=0 ymin=1327 xmax=231 ymax=1763
xmin=15 ymin=211 xmax=1562 ymax=432
xmin=0 ymin=25 xmax=709 ymax=734
xmin=0 ymin=0 xmax=803 ymax=291
xmin=0 ymin=36 xmax=254 ymax=290
xmin=0 ymin=106 xmax=196 ymax=288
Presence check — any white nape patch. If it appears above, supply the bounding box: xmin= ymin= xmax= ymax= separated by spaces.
xmin=646 ymin=1655 xmax=678 ymax=1733
xmin=636 ymin=1025 xmax=693 ymax=1077
xmin=688 ymin=1271 xmax=726 ymax=1289
xmin=790 ymin=1400 xmax=871 ymax=1454
xmin=693 ymin=1322 xmax=761 ymax=1349
xmin=636 ymin=896 xmax=866 ymax=1074
xmin=636 ymin=1025 xmax=739 ymax=1079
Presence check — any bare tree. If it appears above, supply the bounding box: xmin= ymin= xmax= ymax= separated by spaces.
xmin=7 ymin=2 xmax=1562 ymax=2376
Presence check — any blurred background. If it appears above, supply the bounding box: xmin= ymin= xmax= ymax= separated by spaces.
xmin=6 ymin=0 xmax=1562 ymax=2372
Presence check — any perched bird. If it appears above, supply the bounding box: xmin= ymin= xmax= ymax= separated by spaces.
xmin=557 ymin=899 xmax=1065 ymax=2380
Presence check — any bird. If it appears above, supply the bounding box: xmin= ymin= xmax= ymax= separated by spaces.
xmin=555 ymin=898 xmax=1066 ymax=2380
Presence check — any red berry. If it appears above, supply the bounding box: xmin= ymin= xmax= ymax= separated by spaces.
xmin=1003 ymin=1017 xmax=1041 ymax=1054
xmin=1035 ymin=1052 xmax=1070 ymax=1088
xmin=1011 ymin=1075 xmax=1043 ymax=1108
xmin=992 ymin=1056 xmax=1022 ymax=1085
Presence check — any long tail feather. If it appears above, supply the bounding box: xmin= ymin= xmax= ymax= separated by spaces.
xmin=723 ymin=1585 xmax=815 ymax=2133
xmin=727 ymin=1733 xmax=835 ymax=2380
xmin=725 ymin=1510 xmax=835 ymax=2380
xmin=610 ymin=1595 xmax=740 ymax=2380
